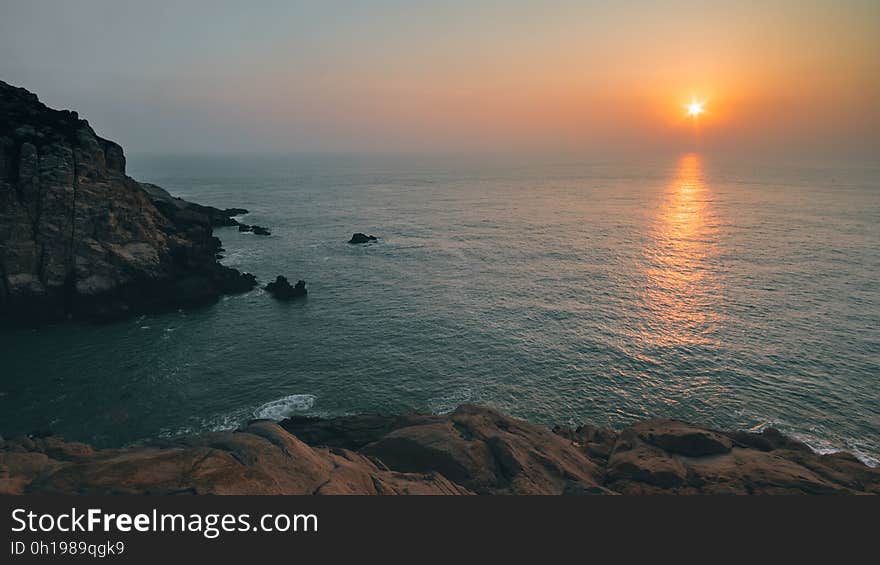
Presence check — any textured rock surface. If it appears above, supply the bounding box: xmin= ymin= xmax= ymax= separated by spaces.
xmin=348 ymin=232 xmax=377 ymax=244
xmin=0 ymin=81 xmax=256 ymax=324
xmin=2 ymin=406 xmax=876 ymax=495
xmin=0 ymin=421 xmax=469 ymax=495
xmin=236 ymin=222 xmax=270 ymax=235
xmin=265 ymin=276 xmax=307 ymax=300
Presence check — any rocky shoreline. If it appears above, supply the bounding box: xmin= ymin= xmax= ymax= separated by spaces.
xmin=0 ymin=80 xmax=258 ymax=324
xmin=1 ymin=405 xmax=876 ymax=495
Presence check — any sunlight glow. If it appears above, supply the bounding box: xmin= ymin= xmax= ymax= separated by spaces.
xmin=686 ymin=99 xmax=705 ymax=118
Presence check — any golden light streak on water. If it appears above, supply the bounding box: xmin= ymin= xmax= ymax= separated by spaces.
xmin=643 ymin=153 xmax=722 ymax=350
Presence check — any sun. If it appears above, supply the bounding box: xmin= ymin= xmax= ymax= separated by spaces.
xmin=686 ymin=98 xmax=705 ymax=118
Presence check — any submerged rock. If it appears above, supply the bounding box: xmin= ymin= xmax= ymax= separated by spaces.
xmin=0 ymin=80 xmax=257 ymax=324
xmin=265 ymin=276 xmax=307 ymax=300
xmin=348 ymin=232 xmax=378 ymax=244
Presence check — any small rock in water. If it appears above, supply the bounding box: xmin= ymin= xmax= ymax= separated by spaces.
xmin=265 ymin=276 xmax=307 ymax=300
xmin=348 ymin=232 xmax=377 ymax=244
xmin=238 ymin=223 xmax=271 ymax=235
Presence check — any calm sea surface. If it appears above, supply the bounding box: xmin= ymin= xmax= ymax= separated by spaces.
xmin=2 ymin=153 xmax=878 ymax=464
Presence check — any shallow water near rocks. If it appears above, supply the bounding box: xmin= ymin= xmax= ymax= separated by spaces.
xmin=2 ymin=153 xmax=878 ymax=465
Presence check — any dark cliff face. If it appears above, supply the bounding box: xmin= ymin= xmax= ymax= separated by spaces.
xmin=0 ymin=81 xmax=255 ymax=324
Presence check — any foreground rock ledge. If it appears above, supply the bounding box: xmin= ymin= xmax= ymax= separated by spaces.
xmin=1 ymin=405 xmax=876 ymax=495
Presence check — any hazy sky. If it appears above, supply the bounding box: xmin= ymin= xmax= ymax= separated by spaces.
xmin=1 ymin=0 xmax=878 ymax=158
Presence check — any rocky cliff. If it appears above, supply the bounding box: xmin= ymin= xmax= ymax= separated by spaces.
xmin=0 ymin=81 xmax=256 ymax=324
xmin=2 ymin=405 xmax=876 ymax=495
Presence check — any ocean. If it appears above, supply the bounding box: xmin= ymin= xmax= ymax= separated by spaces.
xmin=2 ymin=152 xmax=878 ymax=464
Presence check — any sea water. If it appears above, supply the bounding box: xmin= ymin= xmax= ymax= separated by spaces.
xmin=2 ymin=153 xmax=877 ymax=464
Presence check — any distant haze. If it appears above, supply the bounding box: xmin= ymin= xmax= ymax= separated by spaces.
xmin=1 ymin=0 xmax=878 ymax=160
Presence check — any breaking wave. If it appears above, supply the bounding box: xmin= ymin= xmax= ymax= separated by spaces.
xmin=253 ymin=394 xmax=317 ymax=420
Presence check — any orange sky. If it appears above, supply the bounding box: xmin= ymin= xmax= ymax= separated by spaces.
xmin=2 ymin=1 xmax=878 ymax=156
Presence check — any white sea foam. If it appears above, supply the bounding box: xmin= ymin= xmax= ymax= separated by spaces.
xmin=156 ymin=412 xmax=247 ymax=441
xmin=253 ymin=394 xmax=317 ymax=420
xmin=795 ymin=435 xmax=879 ymax=468
xmin=736 ymin=417 xmax=878 ymax=468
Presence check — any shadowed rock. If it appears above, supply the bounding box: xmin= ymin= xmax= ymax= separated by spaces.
xmin=348 ymin=233 xmax=377 ymax=244
xmin=265 ymin=276 xmax=307 ymax=300
xmin=141 ymin=183 xmax=247 ymax=228
xmin=629 ymin=419 xmax=732 ymax=457
xmin=0 ymin=80 xmax=257 ymax=324
xmin=237 ymin=223 xmax=271 ymax=235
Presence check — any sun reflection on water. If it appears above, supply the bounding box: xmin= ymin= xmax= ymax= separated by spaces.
xmin=642 ymin=153 xmax=721 ymax=349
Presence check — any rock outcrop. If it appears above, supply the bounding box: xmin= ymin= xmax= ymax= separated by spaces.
xmin=237 ymin=223 xmax=271 ymax=235
xmin=0 ymin=421 xmax=468 ymax=495
xmin=139 ymin=183 xmax=247 ymax=228
xmin=265 ymin=276 xmax=307 ymax=299
xmin=0 ymin=81 xmax=257 ymax=324
xmin=348 ymin=232 xmax=377 ymax=244
xmin=2 ymin=406 xmax=876 ymax=495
